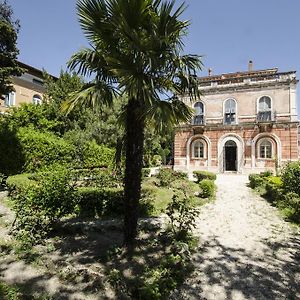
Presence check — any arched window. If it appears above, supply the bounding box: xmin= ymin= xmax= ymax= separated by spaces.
xmin=4 ymin=92 xmax=15 ymax=107
xmin=259 ymin=139 xmax=272 ymax=159
xmin=258 ymin=96 xmax=272 ymax=121
xmin=33 ymin=94 xmax=42 ymax=105
xmin=224 ymin=99 xmax=236 ymax=124
xmin=193 ymin=140 xmax=204 ymax=158
xmin=193 ymin=102 xmax=204 ymax=125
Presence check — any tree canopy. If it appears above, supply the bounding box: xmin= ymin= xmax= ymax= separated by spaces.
xmin=0 ymin=0 xmax=23 ymax=98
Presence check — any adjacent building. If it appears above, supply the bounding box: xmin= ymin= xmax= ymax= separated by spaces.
xmin=0 ymin=62 xmax=54 ymax=112
xmin=174 ymin=62 xmax=299 ymax=174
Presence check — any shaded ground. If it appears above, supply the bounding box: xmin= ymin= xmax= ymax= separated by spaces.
xmin=172 ymin=174 xmax=300 ymax=300
xmin=1 ymin=175 xmax=299 ymax=299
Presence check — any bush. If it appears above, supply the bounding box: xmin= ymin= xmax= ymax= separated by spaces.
xmin=281 ymin=161 xmax=300 ymax=196
xmin=81 ymin=140 xmax=115 ymax=168
xmin=260 ymin=170 xmax=273 ymax=177
xmin=166 ymin=192 xmax=199 ymax=241
xmin=17 ymin=127 xmax=76 ymax=172
xmin=193 ymin=171 xmax=216 ymax=182
xmin=198 ymin=179 xmax=215 ymax=198
xmin=76 ymin=187 xmax=105 ymax=218
xmin=142 ymin=168 xmax=151 ymax=178
xmin=173 ymin=171 xmax=188 ymax=181
xmin=11 ymin=166 xmax=78 ymax=245
xmin=6 ymin=173 xmax=36 ymax=196
xmin=0 ymin=125 xmax=25 ymax=175
xmin=152 ymin=155 xmax=162 ymax=167
xmin=157 ymin=168 xmax=173 ymax=187
xmin=278 ymin=192 xmax=300 ymax=223
xmin=265 ymin=176 xmax=283 ymax=202
xmin=248 ymin=174 xmax=265 ymax=189
xmin=77 ymin=187 xmax=123 ymax=217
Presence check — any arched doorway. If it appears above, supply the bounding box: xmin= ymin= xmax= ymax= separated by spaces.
xmin=224 ymin=140 xmax=237 ymax=171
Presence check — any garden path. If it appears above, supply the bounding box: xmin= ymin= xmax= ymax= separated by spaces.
xmin=173 ymin=174 xmax=300 ymax=300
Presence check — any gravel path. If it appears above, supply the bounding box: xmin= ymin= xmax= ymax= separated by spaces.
xmin=173 ymin=174 xmax=300 ymax=300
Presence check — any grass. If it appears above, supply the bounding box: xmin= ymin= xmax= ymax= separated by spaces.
xmin=0 ymin=281 xmax=21 ymax=300
xmin=142 ymin=177 xmax=208 ymax=216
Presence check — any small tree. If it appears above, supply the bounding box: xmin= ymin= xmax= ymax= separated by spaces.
xmin=65 ymin=0 xmax=202 ymax=246
xmin=0 ymin=0 xmax=24 ymax=98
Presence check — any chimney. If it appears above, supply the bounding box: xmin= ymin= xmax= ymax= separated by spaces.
xmin=248 ymin=60 xmax=253 ymax=72
xmin=208 ymin=68 xmax=212 ymax=76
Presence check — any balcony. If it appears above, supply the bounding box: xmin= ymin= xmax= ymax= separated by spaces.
xmin=257 ymin=111 xmax=276 ymax=123
xmin=192 ymin=115 xmax=205 ymax=126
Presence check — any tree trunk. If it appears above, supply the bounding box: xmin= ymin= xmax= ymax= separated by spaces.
xmin=123 ymin=98 xmax=145 ymax=246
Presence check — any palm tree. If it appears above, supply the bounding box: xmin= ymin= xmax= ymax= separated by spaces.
xmin=65 ymin=0 xmax=202 ymax=246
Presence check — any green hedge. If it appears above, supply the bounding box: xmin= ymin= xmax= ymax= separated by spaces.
xmin=17 ymin=127 xmax=76 ymax=172
xmin=77 ymin=187 xmax=123 ymax=217
xmin=281 ymin=161 xmax=300 ymax=196
xmin=77 ymin=186 xmax=154 ymax=217
xmin=10 ymin=166 xmax=77 ymax=245
xmin=278 ymin=192 xmax=300 ymax=222
xmin=265 ymin=176 xmax=283 ymax=203
xmin=198 ymin=179 xmax=215 ymax=198
xmin=193 ymin=171 xmax=216 ymax=183
xmin=248 ymin=174 xmax=265 ymax=189
xmin=6 ymin=173 xmax=36 ymax=195
xmin=81 ymin=140 xmax=115 ymax=168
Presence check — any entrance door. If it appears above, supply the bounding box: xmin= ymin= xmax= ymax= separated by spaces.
xmin=224 ymin=140 xmax=237 ymax=171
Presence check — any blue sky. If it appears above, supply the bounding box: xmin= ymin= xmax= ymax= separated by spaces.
xmin=8 ymin=0 xmax=300 ymax=87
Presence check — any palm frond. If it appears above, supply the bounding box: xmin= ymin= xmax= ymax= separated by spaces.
xmin=143 ymin=97 xmax=194 ymax=132
xmin=62 ymin=81 xmax=118 ymax=114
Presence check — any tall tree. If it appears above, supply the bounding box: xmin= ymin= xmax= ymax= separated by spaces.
xmin=0 ymin=0 xmax=23 ymax=99
xmin=65 ymin=0 xmax=201 ymax=245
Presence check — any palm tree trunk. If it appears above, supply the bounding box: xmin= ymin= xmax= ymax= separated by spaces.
xmin=123 ymin=98 xmax=145 ymax=246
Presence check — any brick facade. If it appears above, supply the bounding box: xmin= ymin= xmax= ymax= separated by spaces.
xmin=174 ymin=66 xmax=299 ymax=174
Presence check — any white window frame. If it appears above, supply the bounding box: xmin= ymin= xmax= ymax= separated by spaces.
xmin=192 ymin=139 xmax=206 ymax=159
xmin=257 ymin=138 xmax=273 ymax=159
xmin=33 ymin=94 xmax=42 ymax=105
xmin=223 ymin=98 xmax=238 ymax=125
xmin=4 ymin=92 xmax=16 ymax=107
xmin=193 ymin=101 xmax=205 ymax=125
xmin=257 ymin=96 xmax=272 ymax=121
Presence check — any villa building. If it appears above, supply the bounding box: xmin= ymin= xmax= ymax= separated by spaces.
xmin=0 ymin=62 xmax=55 ymax=112
xmin=174 ymin=62 xmax=299 ymax=174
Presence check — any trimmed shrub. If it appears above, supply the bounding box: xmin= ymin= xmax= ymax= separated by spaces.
xmin=77 ymin=187 xmax=154 ymax=217
xmin=265 ymin=176 xmax=283 ymax=202
xmin=6 ymin=173 xmax=36 ymax=195
xmin=193 ymin=171 xmax=216 ymax=183
xmin=17 ymin=127 xmax=76 ymax=172
xmin=77 ymin=187 xmax=123 ymax=217
xmin=260 ymin=170 xmax=273 ymax=178
xmin=82 ymin=140 xmax=115 ymax=168
xmin=248 ymin=174 xmax=265 ymax=189
xmin=157 ymin=168 xmax=173 ymax=187
xmin=11 ymin=166 xmax=78 ymax=245
xmin=278 ymin=192 xmax=300 ymax=223
xmin=76 ymin=187 xmax=105 ymax=218
xmin=281 ymin=161 xmax=300 ymax=196
xmin=198 ymin=179 xmax=215 ymax=198
xmin=173 ymin=171 xmax=188 ymax=181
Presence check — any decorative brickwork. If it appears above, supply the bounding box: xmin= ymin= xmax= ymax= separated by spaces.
xmin=174 ymin=67 xmax=299 ymax=174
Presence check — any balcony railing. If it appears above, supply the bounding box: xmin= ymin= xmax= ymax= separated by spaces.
xmin=192 ymin=115 xmax=205 ymax=125
xmin=257 ymin=111 xmax=275 ymax=122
